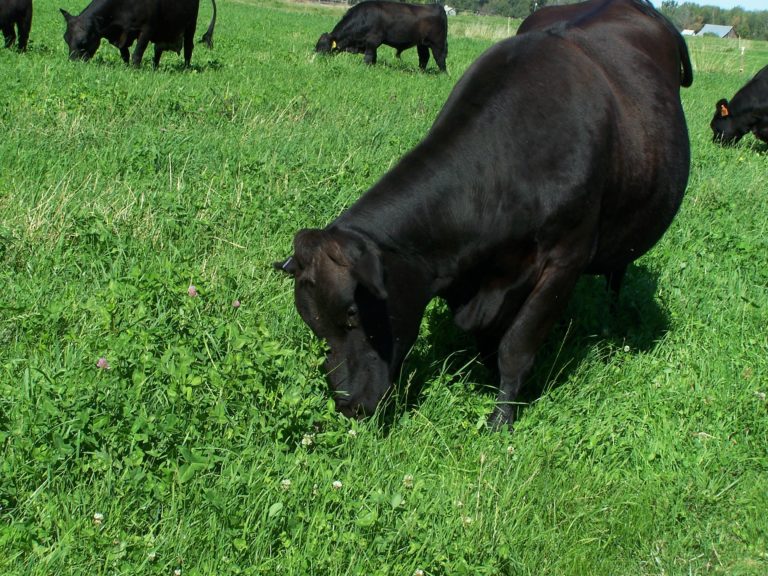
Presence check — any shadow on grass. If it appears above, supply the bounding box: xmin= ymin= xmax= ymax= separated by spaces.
xmin=381 ymin=262 xmax=670 ymax=427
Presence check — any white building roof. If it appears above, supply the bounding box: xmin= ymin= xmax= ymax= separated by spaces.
xmin=696 ymin=24 xmax=735 ymax=38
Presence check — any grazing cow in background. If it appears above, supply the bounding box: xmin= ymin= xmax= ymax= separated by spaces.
xmin=277 ymin=0 xmax=692 ymax=427
xmin=711 ymin=64 xmax=768 ymax=145
xmin=60 ymin=0 xmax=217 ymax=67
xmin=1 ymin=0 xmax=32 ymax=51
xmin=315 ymin=1 xmax=447 ymax=72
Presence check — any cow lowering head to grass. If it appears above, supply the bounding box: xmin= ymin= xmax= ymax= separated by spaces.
xmin=60 ymin=0 xmax=216 ymax=67
xmin=315 ymin=1 xmax=447 ymax=72
xmin=711 ymin=64 xmax=768 ymax=145
xmin=1 ymin=0 xmax=32 ymax=51
xmin=278 ymin=0 xmax=692 ymax=427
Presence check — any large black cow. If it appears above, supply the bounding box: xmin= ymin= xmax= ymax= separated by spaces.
xmin=315 ymin=1 xmax=447 ymax=72
xmin=711 ymin=64 xmax=768 ymax=145
xmin=60 ymin=0 xmax=217 ymax=67
xmin=278 ymin=0 xmax=691 ymax=426
xmin=1 ymin=0 xmax=32 ymax=51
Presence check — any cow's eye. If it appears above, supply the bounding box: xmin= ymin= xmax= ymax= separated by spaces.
xmin=346 ymin=305 xmax=359 ymax=329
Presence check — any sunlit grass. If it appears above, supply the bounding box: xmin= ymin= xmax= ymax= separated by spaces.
xmin=1 ymin=1 xmax=767 ymax=574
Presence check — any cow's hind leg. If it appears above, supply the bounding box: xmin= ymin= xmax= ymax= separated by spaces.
xmin=431 ymin=43 xmax=447 ymax=72
xmin=417 ymin=44 xmax=429 ymax=70
xmin=490 ymin=263 xmax=583 ymax=427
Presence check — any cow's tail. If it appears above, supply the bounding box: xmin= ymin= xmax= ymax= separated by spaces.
xmin=200 ymin=0 xmax=217 ymax=49
xmin=676 ymin=31 xmax=693 ymax=88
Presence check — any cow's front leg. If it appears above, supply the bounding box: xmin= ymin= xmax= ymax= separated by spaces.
xmin=2 ymin=25 xmax=16 ymax=48
xmin=604 ymin=265 xmax=627 ymax=313
xmin=417 ymin=44 xmax=429 ymax=70
xmin=182 ymin=26 xmax=195 ymax=67
xmin=131 ymin=31 xmax=151 ymax=67
xmin=363 ymin=40 xmax=379 ymax=65
xmin=490 ymin=263 xmax=583 ymax=427
xmin=152 ymin=46 xmax=164 ymax=68
xmin=18 ymin=11 xmax=32 ymax=51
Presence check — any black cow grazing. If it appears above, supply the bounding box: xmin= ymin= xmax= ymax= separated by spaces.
xmin=315 ymin=1 xmax=447 ymax=72
xmin=278 ymin=0 xmax=691 ymax=426
xmin=1 ymin=0 xmax=32 ymax=51
xmin=60 ymin=0 xmax=217 ymax=67
xmin=711 ymin=64 xmax=768 ymax=145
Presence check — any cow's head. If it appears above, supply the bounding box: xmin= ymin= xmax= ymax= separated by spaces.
xmin=275 ymin=228 xmax=421 ymax=419
xmin=710 ymin=98 xmax=743 ymax=145
xmin=60 ymin=9 xmax=100 ymax=61
xmin=315 ymin=33 xmax=337 ymax=54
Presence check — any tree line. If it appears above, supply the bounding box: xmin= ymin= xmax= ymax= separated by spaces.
xmin=441 ymin=0 xmax=768 ymax=40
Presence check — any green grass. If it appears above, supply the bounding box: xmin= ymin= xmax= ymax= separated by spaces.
xmin=1 ymin=0 xmax=767 ymax=574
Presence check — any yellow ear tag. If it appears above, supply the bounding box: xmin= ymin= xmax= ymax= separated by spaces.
xmin=331 ymin=40 xmax=337 ymax=49
xmin=720 ymin=104 xmax=730 ymax=117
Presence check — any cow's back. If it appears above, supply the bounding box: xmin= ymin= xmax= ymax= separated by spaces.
xmin=346 ymin=1 xmax=689 ymax=277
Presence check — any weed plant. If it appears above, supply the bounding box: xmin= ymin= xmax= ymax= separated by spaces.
xmin=1 ymin=0 xmax=766 ymax=574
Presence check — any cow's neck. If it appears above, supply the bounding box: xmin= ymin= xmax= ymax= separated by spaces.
xmin=334 ymin=141 xmax=504 ymax=300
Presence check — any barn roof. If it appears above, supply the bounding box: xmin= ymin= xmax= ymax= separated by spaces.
xmin=696 ymin=24 xmax=735 ymax=38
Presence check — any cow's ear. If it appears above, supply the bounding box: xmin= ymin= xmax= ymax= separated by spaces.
xmin=335 ymin=234 xmax=387 ymax=300
xmin=273 ymin=256 xmax=297 ymax=276
xmin=351 ymin=245 xmax=387 ymax=300
xmin=60 ymin=9 xmax=73 ymax=22
xmin=716 ymin=99 xmax=730 ymax=118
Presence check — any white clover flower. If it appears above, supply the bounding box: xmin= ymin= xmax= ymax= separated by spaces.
xmin=332 ymin=480 xmax=343 ymax=490
xmin=347 ymin=429 xmax=357 ymax=438
xmin=462 ymin=516 xmax=473 ymax=526
xmin=623 ymin=345 xmax=630 ymax=352
xmin=301 ymin=434 xmax=315 ymax=447
xmin=147 ymin=551 xmax=157 ymax=561
xmin=507 ymin=445 xmax=515 ymax=455
xmin=402 ymin=474 xmax=414 ymax=489
xmin=92 ymin=512 xmax=104 ymax=525
xmin=281 ymin=479 xmax=292 ymax=491
xmin=174 ymin=569 xmax=182 ymax=576
xmin=414 ymin=570 xmax=425 ymax=576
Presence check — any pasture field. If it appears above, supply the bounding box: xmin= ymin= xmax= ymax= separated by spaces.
xmin=1 ymin=0 xmax=767 ymax=574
